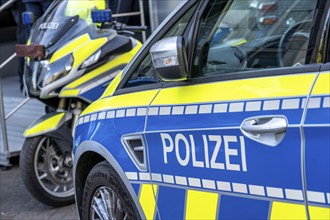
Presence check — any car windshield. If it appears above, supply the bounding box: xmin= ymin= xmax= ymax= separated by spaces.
xmin=29 ymin=0 xmax=106 ymax=48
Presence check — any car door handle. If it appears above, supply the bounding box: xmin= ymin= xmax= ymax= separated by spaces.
xmin=240 ymin=116 xmax=288 ymax=147
xmin=241 ymin=117 xmax=287 ymax=134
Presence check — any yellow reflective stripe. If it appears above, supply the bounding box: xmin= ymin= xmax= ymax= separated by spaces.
xmin=185 ymin=190 xmax=218 ymax=220
xmin=72 ymin=37 xmax=107 ymax=68
xmin=152 ymin=74 xmax=316 ymax=105
xmin=24 ymin=113 xmax=65 ymax=137
xmin=270 ymin=202 xmax=307 ymax=220
xmin=26 ymin=38 xmax=31 ymax=63
xmin=59 ymin=89 xmax=80 ymax=97
xmin=101 ymin=71 xmax=123 ymax=98
xmin=139 ymin=184 xmax=158 ymax=220
xmin=312 ymin=72 xmax=330 ymax=95
xmin=81 ymin=89 xmax=159 ymax=116
xmin=232 ymin=39 xmax=247 ymax=46
xmin=66 ymin=53 xmax=125 ymax=89
xmin=65 ymin=42 xmax=141 ymax=89
xmin=50 ymin=34 xmax=90 ymax=64
xmin=309 ymin=206 xmax=330 ymax=220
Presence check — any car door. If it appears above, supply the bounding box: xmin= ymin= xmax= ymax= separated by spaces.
xmin=303 ymin=4 xmax=330 ymax=218
xmin=304 ymin=64 xmax=330 ymax=219
xmin=144 ymin=0 xmax=325 ymax=219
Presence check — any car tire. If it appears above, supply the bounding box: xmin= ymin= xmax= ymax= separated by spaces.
xmin=20 ymin=136 xmax=75 ymax=207
xmin=82 ymin=161 xmax=141 ymax=220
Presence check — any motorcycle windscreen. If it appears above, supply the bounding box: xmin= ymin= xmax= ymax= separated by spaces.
xmin=28 ymin=0 xmax=106 ymax=50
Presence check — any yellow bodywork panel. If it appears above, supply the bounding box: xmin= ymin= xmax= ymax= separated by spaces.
xmin=59 ymin=89 xmax=80 ymax=97
xmin=270 ymin=202 xmax=330 ymax=220
xmin=152 ymin=73 xmax=317 ymax=105
xmin=312 ymin=72 xmax=330 ymax=95
xmin=63 ymin=41 xmax=141 ymax=90
xmin=24 ymin=112 xmax=65 ymax=137
xmin=50 ymin=34 xmax=91 ymax=64
xmin=72 ymin=37 xmax=107 ymax=68
xmin=59 ymin=41 xmax=141 ymax=99
xmin=81 ymin=89 xmax=159 ymax=116
xmin=101 ymin=71 xmax=123 ymax=98
xmin=50 ymin=33 xmax=107 ymax=67
xmin=309 ymin=206 xmax=330 ymax=220
xmin=185 ymin=190 xmax=219 ymax=220
xmin=270 ymin=202 xmax=307 ymax=220
xmin=139 ymin=184 xmax=158 ymax=220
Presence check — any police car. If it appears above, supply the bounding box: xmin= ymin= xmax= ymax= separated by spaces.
xmin=73 ymin=0 xmax=330 ymax=219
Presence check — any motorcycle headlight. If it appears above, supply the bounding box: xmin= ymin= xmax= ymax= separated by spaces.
xmin=81 ymin=50 xmax=101 ymax=69
xmin=42 ymin=55 xmax=74 ymax=87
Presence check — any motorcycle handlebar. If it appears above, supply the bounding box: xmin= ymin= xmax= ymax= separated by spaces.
xmin=114 ymin=23 xmax=147 ymax=32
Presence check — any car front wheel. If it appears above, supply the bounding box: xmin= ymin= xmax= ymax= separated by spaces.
xmin=82 ymin=161 xmax=140 ymax=220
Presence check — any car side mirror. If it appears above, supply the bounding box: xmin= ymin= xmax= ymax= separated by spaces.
xmin=22 ymin=11 xmax=35 ymax=25
xmin=150 ymin=36 xmax=188 ymax=81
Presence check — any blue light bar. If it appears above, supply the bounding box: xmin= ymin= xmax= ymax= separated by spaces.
xmin=22 ymin=12 xmax=35 ymax=25
xmin=91 ymin=9 xmax=112 ymax=23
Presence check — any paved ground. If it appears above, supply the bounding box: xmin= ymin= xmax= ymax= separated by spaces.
xmin=0 ymin=157 xmax=79 ymax=220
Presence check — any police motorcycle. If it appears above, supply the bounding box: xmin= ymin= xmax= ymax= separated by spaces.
xmin=16 ymin=0 xmax=144 ymax=206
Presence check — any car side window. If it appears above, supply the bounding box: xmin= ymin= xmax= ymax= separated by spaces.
xmin=193 ymin=0 xmax=318 ymax=77
xmin=124 ymin=4 xmax=197 ymax=88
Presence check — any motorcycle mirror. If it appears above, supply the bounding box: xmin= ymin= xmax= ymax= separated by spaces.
xmin=16 ymin=44 xmax=46 ymax=59
xmin=22 ymin=11 xmax=35 ymax=25
xmin=91 ymin=9 xmax=112 ymax=23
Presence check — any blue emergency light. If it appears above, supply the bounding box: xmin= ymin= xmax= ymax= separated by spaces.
xmin=22 ymin=11 xmax=35 ymax=25
xmin=91 ymin=9 xmax=112 ymax=23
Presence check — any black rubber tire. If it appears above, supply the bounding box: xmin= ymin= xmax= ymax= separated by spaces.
xmin=19 ymin=136 xmax=75 ymax=207
xmin=82 ymin=161 xmax=140 ymax=220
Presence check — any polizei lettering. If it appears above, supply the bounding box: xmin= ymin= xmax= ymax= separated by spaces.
xmin=40 ymin=22 xmax=59 ymax=30
xmin=161 ymin=133 xmax=247 ymax=172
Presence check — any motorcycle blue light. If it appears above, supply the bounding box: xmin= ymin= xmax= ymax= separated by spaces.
xmin=22 ymin=12 xmax=35 ymax=25
xmin=91 ymin=9 xmax=112 ymax=23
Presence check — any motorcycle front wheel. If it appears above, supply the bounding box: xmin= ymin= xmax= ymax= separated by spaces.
xmin=19 ymin=135 xmax=75 ymax=206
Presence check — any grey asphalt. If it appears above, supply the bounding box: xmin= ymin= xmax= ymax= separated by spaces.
xmin=0 ymin=158 xmax=79 ymax=220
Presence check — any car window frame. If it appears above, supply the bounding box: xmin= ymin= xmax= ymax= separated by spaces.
xmin=323 ymin=1 xmax=330 ymax=62
xmin=114 ymin=0 xmax=200 ymax=96
xmin=162 ymin=63 xmax=323 ymax=90
xmin=306 ymin=0 xmax=329 ymax=64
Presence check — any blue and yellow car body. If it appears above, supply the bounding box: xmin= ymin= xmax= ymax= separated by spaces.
xmin=73 ymin=0 xmax=330 ymax=219
xmin=73 ymin=69 xmax=330 ymax=219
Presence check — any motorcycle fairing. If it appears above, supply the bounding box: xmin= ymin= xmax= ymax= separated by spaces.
xmin=59 ymin=39 xmax=142 ymax=102
xmin=24 ymin=112 xmax=72 ymax=138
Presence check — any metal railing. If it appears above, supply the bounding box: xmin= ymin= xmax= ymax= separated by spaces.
xmin=1 ymin=0 xmax=24 ymax=166
xmin=0 ymin=53 xmax=32 ymax=167
xmin=0 ymin=0 xmax=15 ymax=14
xmin=113 ymin=0 xmax=147 ymax=42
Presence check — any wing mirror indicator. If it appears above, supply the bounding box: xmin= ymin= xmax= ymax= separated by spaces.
xmin=150 ymin=36 xmax=188 ymax=82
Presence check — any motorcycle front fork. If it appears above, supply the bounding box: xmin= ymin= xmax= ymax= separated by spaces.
xmin=57 ymin=98 xmax=83 ymax=137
